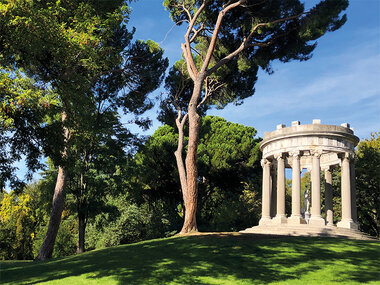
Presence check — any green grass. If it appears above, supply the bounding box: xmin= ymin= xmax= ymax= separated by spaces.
xmin=1 ymin=233 xmax=379 ymax=284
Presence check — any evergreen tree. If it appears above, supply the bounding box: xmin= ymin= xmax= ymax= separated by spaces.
xmin=162 ymin=0 xmax=349 ymax=233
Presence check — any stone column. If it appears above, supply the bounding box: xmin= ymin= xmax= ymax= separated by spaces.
xmin=288 ymin=152 xmax=305 ymax=224
xmin=269 ymin=172 xmax=273 ymax=216
xmin=259 ymin=159 xmax=272 ymax=225
xmin=309 ymin=151 xmax=325 ymax=226
xmin=270 ymin=165 xmax=277 ymax=218
xmin=337 ymin=153 xmax=358 ymax=229
xmin=324 ymin=167 xmax=334 ymax=226
xmin=350 ymin=159 xmax=358 ymax=223
xmin=273 ymin=153 xmax=287 ymax=224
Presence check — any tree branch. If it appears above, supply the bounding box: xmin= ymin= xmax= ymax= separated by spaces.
xmin=201 ymin=0 xmax=247 ymax=74
xmin=183 ymin=0 xmax=208 ymax=79
xmin=246 ymin=11 xmax=305 ymax=43
xmin=189 ymin=23 xmax=205 ymax=43
xmin=197 ymin=77 xmax=226 ymax=109
xmin=159 ymin=19 xmax=188 ymax=45
xmin=207 ymin=11 xmax=306 ymax=75
xmin=181 ymin=43 xmax=196 ymax=81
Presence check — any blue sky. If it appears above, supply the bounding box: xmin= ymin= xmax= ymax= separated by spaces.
xmin=127 ymin=0 xmax=380 ymax=140
xmin=12 ymin=0 xmax=380 ymax=183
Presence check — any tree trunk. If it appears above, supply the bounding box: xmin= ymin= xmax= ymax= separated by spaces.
xmin=180 ymin=80 xmax=203 ymax=234
xmin=77 ymin=211 xmax=86 ymax=254
xmin=174 ymin=114 xmax=188 ymax=196
xmin=35 ymin=112 xmax=70 ymax=261
xmin=77 ymin=172 xmax=88 ymax=254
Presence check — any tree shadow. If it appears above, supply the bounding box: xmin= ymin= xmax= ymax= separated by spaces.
xmin=1 ymin=234 xmax=379 ymax=284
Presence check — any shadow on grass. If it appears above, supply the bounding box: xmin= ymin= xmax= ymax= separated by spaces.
xmin=1 ymin=234 xmax=379 ymax=284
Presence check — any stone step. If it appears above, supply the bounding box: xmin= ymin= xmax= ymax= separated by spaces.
xmin=240 ymin=225 xmax=378 ymax=241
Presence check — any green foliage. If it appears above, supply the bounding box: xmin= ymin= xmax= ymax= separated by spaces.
xmin=356 ymin=132 xmax=380 ymax=237
xmin=53 ymin=219 xmax=77 ymax=258
xmin=0 ymin=181 xmax=78 ymax=260
xmin=134 ymin=124 xmax=182 ymax=203
xmin=0 ymin=70 xmax=61 ymax=188
xmin=330 ymin=167 xmax=342 ymax=223
xmin=86 ymin=194 xmax=177 ymax=249
xmin=0 ymin=191 xmax=35 ymax=260
xmin=197 ymin=116 xmax=262 ymax=231
xmin=136 ymin=116 xmax=262 ymax=232
xmin=33 ymin=215 xmax=77 ymax=258
xmin=0 ymin=0 xmax=168 ymax=187
xmin=159 ymin=54 xmax=258 ymax=125
xmin=1 ymin=0 xmax=168 ymax=257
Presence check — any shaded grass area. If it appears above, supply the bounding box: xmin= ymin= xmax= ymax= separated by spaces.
xmin=1 ymin=233 xmax=380 ymax=284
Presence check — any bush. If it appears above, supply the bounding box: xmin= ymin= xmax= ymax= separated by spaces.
xmin=0 ymin=192 xmax=35 ymax=260
xmin=33 ymin=215 xmax=77 ymax=258
xmin=86 ymin=194 xmax=178 ymax=249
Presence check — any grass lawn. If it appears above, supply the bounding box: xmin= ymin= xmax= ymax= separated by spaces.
xmin=1 ymin=233 xmax=379 ymax=284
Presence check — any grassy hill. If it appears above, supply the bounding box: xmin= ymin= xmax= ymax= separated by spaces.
xmin=1 ymin=233 xmax=379 ymax=284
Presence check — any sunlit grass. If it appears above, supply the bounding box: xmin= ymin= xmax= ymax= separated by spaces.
xmin=1 ymin=234 xmax=379 ymax=284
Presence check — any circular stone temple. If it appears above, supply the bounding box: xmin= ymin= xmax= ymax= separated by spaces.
xmin=256 ymin=119 xmax=359 ymax=230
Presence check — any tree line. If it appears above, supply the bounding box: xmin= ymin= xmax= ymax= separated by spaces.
xmin=0 ymin=116 xmax=263 ymax=259
xmin=1 ymin=128 xmax=378 ymax=260
xmin=2 ymin=0 xmax=373 ymax=261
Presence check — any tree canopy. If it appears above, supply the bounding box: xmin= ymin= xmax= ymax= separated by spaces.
xmin=0 ymin=0 xmax=168 ymax=259
xmin=136 ymin=116 xmax=262 ymax=231
xmin=355 ymin=132 xmax=380 ymax=237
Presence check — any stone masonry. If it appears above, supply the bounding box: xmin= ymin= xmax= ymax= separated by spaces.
xmin=258 ymin=120 xmax=359 ymax=230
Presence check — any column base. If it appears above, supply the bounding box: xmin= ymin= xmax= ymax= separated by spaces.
xmin=272 ymin=215 xmax=287 ymax=225
xmin=337 ymin=219 xmax=358 ymax=230
xmin=287 ymin=215 xmax=306 ymax=225
xmin=259 ymin=216 xmax=272 ymax=226
xmin=309 ymin=216 xmax=326 ymax=227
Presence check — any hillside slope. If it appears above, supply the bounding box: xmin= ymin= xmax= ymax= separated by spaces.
xmin=1 ymin=233 xmax=379 ymax=284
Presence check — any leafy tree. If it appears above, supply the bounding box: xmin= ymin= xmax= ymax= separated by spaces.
xmin=197 ymin=116 xmax=262 ymax=230
xmin=162 ymin=0 xmax=349 ymax=233
xmin=40 ymin=115 xmax=134 ymax=254
xmin=136 ymin=116 xmax=262 ymax=231
xmin=1 ymin=1 xmax=167 ymax=259
xmin=0 ymin=181 xmax=78 ymax=260
xmin=134 ymin=125 xmax=183 ymax=207
xmin=86 ymin=193 xmax=176 ymax=249
xmin=0 ymin=191 xmax=35 ymax=260
xmin=0 ymin=71 xmax=60 ymax=191
xmin=33 ymin=213 xmax=77 ymax=259
xmin=356 ymin=132 xmax=380 ymax=237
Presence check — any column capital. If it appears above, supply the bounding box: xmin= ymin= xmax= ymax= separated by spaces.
xmin=289 ymin=150 xmax=301 ymax=158
xmin=311 ymin=150 xmax=322 ymax=158
xmin=274 ymin=153 xmax=284 ymax=160
xmin=261 ymin=158 xmax=271 ymax=167
xmin=339 ymin=152 xmax=355 ymax=161
xmin=321 ymin=165 xmax=332 ymax=172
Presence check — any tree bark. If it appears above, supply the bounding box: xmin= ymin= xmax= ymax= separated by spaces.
xmin=180 ymin=80 xmax=203 ymax=234
xmin=77 ymin=211 xmax=86 ymax=254
xmin=35 ymin=112 xmax=70 ymax=261
xmin=76 ymin=172 xmax=88 ymax=254
xmin=174 ymin=114 xmax=188 ymax=196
